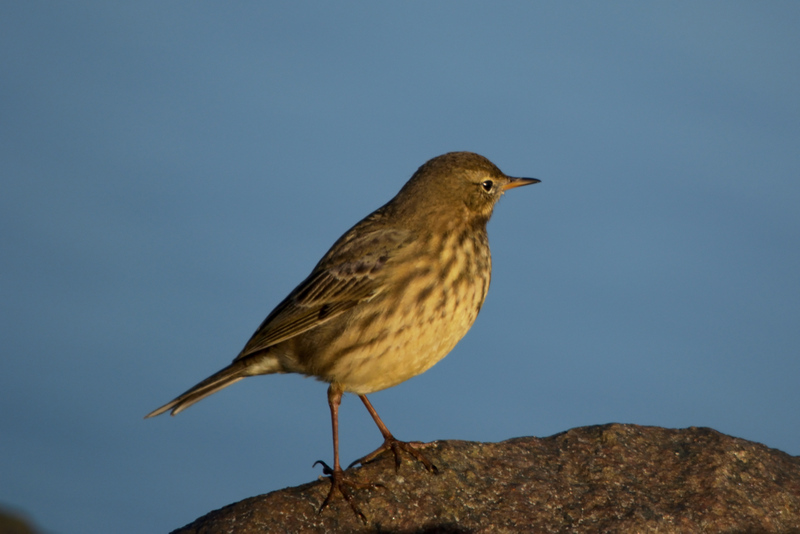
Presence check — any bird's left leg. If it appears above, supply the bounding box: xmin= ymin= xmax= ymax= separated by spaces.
xmin=348 ymin=394 xmax=438 ymax=473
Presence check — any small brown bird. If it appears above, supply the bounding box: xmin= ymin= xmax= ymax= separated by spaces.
xmin=146 ymin=152 xmax=539 ymax=520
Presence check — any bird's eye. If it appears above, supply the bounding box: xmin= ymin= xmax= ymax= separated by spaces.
xmin=481 ymin=180 xmax=494 ymax=192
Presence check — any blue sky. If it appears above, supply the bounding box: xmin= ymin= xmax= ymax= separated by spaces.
xmin=2 ymin=3 xmax=799 ymax=533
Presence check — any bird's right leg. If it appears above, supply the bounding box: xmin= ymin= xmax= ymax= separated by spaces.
xmin=314 ymin=383 xmax=375 ymax=523
xmin=349 ymin=394 xmax=438 ymax=473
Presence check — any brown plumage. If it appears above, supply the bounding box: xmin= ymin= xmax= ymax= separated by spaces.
xmin=146 ymin=151 xmax=539 ymax=521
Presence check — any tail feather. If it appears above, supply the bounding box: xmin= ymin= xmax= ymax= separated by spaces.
xmin=145 ymin=360 xmax=251 ymax=418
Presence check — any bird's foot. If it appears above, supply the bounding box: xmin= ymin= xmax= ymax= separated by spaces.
xmin=348 ymin=437 xmax=438 ymax=473
xmin=313 ymin=460 xmax=381 ymax=523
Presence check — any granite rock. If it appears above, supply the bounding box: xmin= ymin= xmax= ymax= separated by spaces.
xmin=171 ymin=424 xmax=800 ymax=533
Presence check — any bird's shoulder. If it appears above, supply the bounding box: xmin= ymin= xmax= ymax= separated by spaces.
xmin=317 ymin=209 xmax=413 ymax=266
xmin=234 ymin=210 xmax=414 ymax=359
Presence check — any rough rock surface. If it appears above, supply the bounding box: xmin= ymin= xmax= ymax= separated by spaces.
xmin=172 ymin=424 xmax=800 ymax=533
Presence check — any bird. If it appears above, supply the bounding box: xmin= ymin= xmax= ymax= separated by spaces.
xmin=146 ymin=151 xmax=539 ymax=521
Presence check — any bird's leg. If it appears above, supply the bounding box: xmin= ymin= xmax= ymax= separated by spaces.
xmin=314 ymin=384 xmax=375 ymax=523
xmin=348 ymin=394 xmax=438 ymax=473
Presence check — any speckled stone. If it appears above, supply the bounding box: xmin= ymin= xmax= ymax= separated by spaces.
xmin=171 ymin=424 xmax=800 ymax=533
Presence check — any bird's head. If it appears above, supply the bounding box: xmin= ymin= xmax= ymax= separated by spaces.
xmin=393 ymin=152 xmax=540 ymax=226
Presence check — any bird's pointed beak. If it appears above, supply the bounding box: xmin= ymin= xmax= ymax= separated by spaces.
xmin=502 ymin=177 xmax=541 ymax=191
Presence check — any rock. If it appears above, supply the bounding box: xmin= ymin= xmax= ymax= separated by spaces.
xmin=171 ymin=424 xmax=800 ymax=533
xmin=0 ymin=506 xmax=39 ymax=534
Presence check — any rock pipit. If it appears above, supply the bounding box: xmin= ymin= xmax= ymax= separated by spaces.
xmin=146 ymin=152 xmax=539 ymax=520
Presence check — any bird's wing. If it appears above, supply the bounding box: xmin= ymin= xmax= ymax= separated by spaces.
xmin=234 ymin=225 xmax=409 ymax=359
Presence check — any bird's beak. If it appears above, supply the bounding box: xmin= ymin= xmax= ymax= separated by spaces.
xmin=502 ymin=177 xmax=541 ymax=191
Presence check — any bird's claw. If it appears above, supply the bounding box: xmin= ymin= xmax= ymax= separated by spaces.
xmin=313 ymin=460 xmax=334 ymax=476
xmin=348 ymin=437 xmax=438 ymax=473
xmin=314 ymin=462 xmax=382 ymax=524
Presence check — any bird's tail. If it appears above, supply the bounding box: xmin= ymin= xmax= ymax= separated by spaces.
xmin=145 ymin=357 xmax=276 ymax=418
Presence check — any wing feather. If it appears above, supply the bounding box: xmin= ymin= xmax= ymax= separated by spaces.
xmin=234 ymin=222 xmax=410 ymax=359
